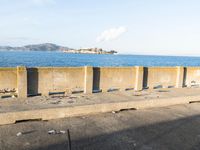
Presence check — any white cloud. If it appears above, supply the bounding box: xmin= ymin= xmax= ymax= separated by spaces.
xmin=31 ymin=0 xmax=56 ymax=5
xmin=96 ymin=26 xmax=127 ymax=43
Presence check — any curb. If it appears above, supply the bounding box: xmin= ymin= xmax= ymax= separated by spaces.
xmin=0 ymin=95 xmax=199 ymax=126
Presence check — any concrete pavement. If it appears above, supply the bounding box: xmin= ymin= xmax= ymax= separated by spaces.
xmin=1 ymin=103 xmax=200 ymax=150
xmin=1 ymin=88 xmax=200 ymax=125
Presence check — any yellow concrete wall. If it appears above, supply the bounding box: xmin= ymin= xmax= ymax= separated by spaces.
xmin=185 ymin=67 xmax=200 ymax=87
xmin=0 ymin=68 xmax=17 ymax=90
xmin=28 ymin=67 xmax=85 ymax=95
xmin=147 ymin=67 xmax=177 ymax=88
xmin=93 ymin=67 xmax=136 ymax=91
xmin=2 ymin=66 xmax=200 ymax=97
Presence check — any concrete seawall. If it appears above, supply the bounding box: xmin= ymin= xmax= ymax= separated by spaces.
xmin=0 ymin=66 xmax=200 ymax=98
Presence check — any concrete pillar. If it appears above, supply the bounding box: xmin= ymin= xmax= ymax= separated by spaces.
xmin=135 ymin=66 xmax=144 ymax=91
xmin=17 ymin=66 xmax=27 ymax=98
xmin=41 ymin=68 xmax=53 ymax=96
xmin=176 ymin=66 xmax=184 ymax=88
xmin=84 ymin=66 xmax=93 ymax=94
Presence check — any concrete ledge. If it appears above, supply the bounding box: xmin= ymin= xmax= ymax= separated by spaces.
xmin=1 ymin=95 xmax=200 ymax=126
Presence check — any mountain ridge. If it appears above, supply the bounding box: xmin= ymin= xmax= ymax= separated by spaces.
xmin=0 ymin=43 xmax=117 ymax=54
xmin=0 ymin=43 xmax=71 ymax=51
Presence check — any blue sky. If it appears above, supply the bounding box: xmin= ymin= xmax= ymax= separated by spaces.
xmin=0 ymin=0 xmax=200 ymax=55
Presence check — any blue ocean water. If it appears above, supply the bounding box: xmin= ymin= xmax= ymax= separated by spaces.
xmin=0 ymin=51 xmax=200 ymax=67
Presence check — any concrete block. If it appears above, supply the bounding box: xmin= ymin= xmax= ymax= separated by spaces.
xmin=135 ymin=66 xmax=144 ymax=91
xmin=84 ymin=66 xmax=93 ymax=94
xmin=176 ymin=66 xmax=184 ymax=88
xmin=17 ymin=66 xmax=27 ymax=98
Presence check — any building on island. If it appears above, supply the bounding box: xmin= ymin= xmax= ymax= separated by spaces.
xmin=63 ymin=48 xmax=117 ymax=54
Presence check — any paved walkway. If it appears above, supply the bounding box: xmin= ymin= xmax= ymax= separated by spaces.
xmin=1 ymin=103 xmax=200 ymax=150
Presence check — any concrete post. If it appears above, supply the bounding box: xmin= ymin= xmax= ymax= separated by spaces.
xmin=41 ymin=68 xmax=53 ymax=96
xmin=176 ymin=66 xmax=184 ymax=88
xmin=17 ymin=66 xmax=27 ymax=98
xmin=84 ymin=66 xmax=93 ymax=94
xmin=135 ymin=66 xmax=144 ymax=91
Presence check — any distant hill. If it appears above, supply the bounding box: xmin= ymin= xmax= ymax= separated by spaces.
xmin=0 ymin=43 xmax=71 ymax=51
xmin=0 ymin=43 xmax=117 ymax=54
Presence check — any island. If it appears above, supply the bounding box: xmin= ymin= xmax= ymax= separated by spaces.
xmin=63 ymin=48 xmax=117 ymax=54
xmin=0 ymin=43 xmax=117 ymax=54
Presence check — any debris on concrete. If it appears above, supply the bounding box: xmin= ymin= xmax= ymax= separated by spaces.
xmin=191 ymin=81 xmax=200 ymax=88
xmin=112 ymin=111 xmax=116 ymax=114
xmin=133 ymin=92 xmax=142 ymax=96
xmin=0 ymin=88 xmax=16 ymax=93
xmin=16 ymin=132 xmax=22 ymax=136
xmin=59 ymin=130 xmax=66 ymax=134
xmin=133 ymin=91 xmax=149 ymax=97
xmin=48 ymin=130 xmax=56 ymax=134
xmin=48 ymin=130 xmax=66 ymax=135
xmin=132 ymin=140 xmax=137 ymax=149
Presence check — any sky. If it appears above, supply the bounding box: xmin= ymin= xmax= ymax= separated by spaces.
xmin=0 ymin=0 xmax=200 ymax=56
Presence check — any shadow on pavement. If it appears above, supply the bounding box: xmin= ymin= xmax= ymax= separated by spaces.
xmin=30 ymin=114 xmax=200 ymax=150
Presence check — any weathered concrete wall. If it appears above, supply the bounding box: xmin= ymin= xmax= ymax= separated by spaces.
xmin=185 ymin=67 xmax=200 ymax=87
xmin=93 ymin=67 xmax=137 ymax=92
xmin=145 ymin=67 xmax=178 ymax=89
xmin=0 ymin=68 xmax=17 ymax=90
xmin=1 ymin=66 xmax=200 ymax=98
xmin=27 ymin=67 xmax=85 ymax=96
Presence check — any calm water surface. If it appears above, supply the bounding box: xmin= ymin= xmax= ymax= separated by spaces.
xmin=0 ymin=51 xmax=200 ymax=67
